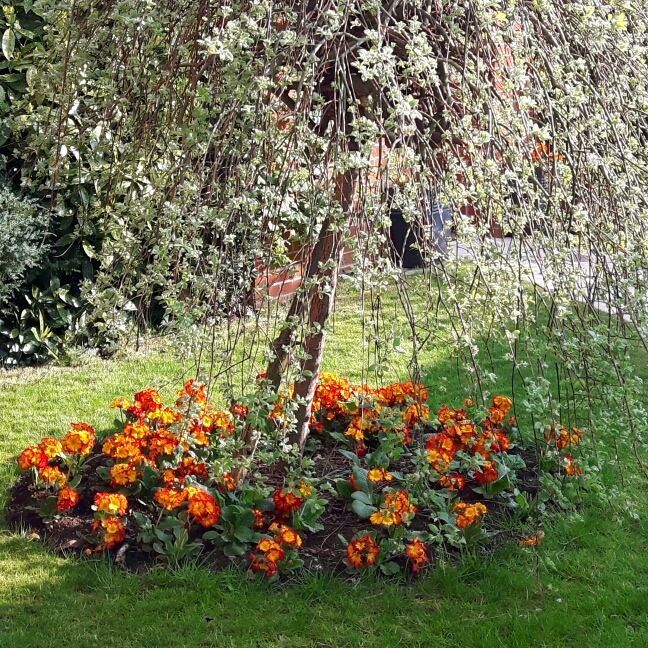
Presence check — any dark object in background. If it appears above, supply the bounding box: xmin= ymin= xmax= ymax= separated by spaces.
xmin=388 ymin=199 xmax=450 ymax=268
xmin=388 ymin=208 xmax=423 ymax=268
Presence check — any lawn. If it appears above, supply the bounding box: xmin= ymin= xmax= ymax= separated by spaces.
xmin=1 ymin=279 xmax=648 ymax=647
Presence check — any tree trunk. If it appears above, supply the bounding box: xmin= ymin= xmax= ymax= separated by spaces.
xmin=265 ymin=214 xmax=335 ymax=392
xmin=289 ymin=168 xmax=358 ymax=454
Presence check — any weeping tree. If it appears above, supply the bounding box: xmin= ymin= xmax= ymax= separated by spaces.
xmin=7 ymin=0 xmax=648 ymax=481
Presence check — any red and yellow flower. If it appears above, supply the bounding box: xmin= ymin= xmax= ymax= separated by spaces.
xmin=38 ymin=466 xmax=66 ymax=487
xmin=92 ymin=516 xmax=126 ymax=549
xmin=273 ymin=488 xmax=304 ymax=516
xmin=56 ymin=486 xmax=79 ymax=512
xmin=17 ymin=446 xmax=48 ymax=471
xmin=452 ymin=501 xmax=487 ymax=529
xmin=346 ymin=534 xmax=379 ymax=569
xmin=110 ymin=462 xmax=137 ymax=487
xmin=61 ymin=423 xmax=95 ymax=455
xmin=186 ymin=489 xmax=220 ymax=527
xmin=405 ymin=538 xmax=428 ymax=572
xmin=370 ymin=489 xmax=416 ymax=527
xmin=563 ymin=454 xmax=582 ymax=476
xmin=154 ymin=487 xmax=186 ymax=511
xmin=474 ymin=461 xmax=499 ymax=484
xmin=94 ymin=492 xmax=128 ymax=516
xmin=38 ymin=437 xmax=62 ymax=459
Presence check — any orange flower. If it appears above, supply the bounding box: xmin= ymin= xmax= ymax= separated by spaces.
xmin=437 ymin=473 xmax=465 ymax=492
xmin=56 ymin=486 xmax=79 ymax=512
xmin=160 ymin=468 xmax=177 ymax=485
xmin=149 ymin=407 xmax=180 ymax=426
xmin=123 ymin=421 xmax=150 ymax=441
xmin=402 ymin=402 xmax=429 ymax=427
xmin=463 ymin=398 xmax=476 ymax=408
xmin=186 ymin=489 xmax=220 ymax=527
xmin=475 ymin=461 xmax=499 ymax=484
xmin=92 ymin=516 xmax=126 ymax=549
xmin=147 ymin=429 xmax=178 ymax=460
xmin=110 ymin=398 xmax=130 ymax=409
xmin=217 ymin=473 xmax=236 ymax=492
xmin=437 ymin=405 xmax=467 ymax=425
xmin=61 ymin=423 xmax=95 ymax=455
xmin=519 ymin=530 xmax=544 ymax=547
xmin=94 ymin=492 xmax=128 ymax=516
xmin=38 ymin=437 xmax=62 ymax=459
xmin=563 ymin=454 xmax=582 ymax=476
xmin=17 ymin=446 xmax=48 ymax=471
xmin=489 ymin=431 xmax=510 ymax=453
xmin=492 ymin=396 xmax=512 ymax=414
xmin=102 ymin=435 xmax=143 ymax=461
xmin=426 ymin=434 xmax=455 ymax=472
xmin=178 ymin=457 xmax=209 ymax=482
xmin=110 ymin=462 xmax=137 ymax=487
xmin=38 ymin=466 xmax=66 ymax=487
xmin=154 ymin=487 xmax=187 ymax=511
xmin=346 ymin=534 xmax=379 ymax=569
xmin=452 ymin=501 xmax=487 ymax=529
xmin=370 ymin=490 xmax=416 ymax=527
xmin=367 ymin=468 xmax=393 ymax=483
xmin=178 ymin=379 xmax=207 ymax=407
xmin=274 ymin=525 xmax=302 ymax=548
xmin=252 ymin=508 xmax=264 ymax=529
xmin=273 ymin=488 xmax=304 ymax=515
xmin=130 ymin=388 xmax=163 ymax=417
xmin=405 ymin=538 xmax=428 ymax=572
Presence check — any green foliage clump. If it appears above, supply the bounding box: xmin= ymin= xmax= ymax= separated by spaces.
xmin=0 ymin=178 xmax=47 ymax=305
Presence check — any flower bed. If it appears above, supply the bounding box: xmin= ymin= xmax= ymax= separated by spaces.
xmin=7 ymin=374 xmax=584 ymax=578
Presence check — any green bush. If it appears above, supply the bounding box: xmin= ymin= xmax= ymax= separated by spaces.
xmin=0 ymin=178 xmax=47 ymax=304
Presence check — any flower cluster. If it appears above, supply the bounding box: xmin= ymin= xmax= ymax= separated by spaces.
xmin=426 ymin=396 xmax=515 ymax=488
xmin=249 ymin=523 xmax=302 ymax=578
xmin=346 ymin=534 xmax=380 ymax=569
xmin=92 ymin=516 xmax=126 ymax=549
xmin=405 ymin=538 xmax=428 ymax=572
xmin=370 ymin=489 xmax=417 ymax=527
xmin=272 ymin=488 xmax=304 ymax=519
xmin=543 ymin=424 xmax=584 ymax=477
xmin=17 ymin=423 xmax=96 ymax=516
xmin=451 ymin=501 xmax=487 ymax=529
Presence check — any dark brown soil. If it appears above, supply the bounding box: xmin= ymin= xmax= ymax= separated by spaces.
xmin=5 ymin=440 xmax=541 ymax=575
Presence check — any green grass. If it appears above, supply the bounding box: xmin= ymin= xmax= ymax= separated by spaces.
xmin=1 ymin=278 xmax=648 ymax=647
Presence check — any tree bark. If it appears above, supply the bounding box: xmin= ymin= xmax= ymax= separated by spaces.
xmin=265 ymin=214 xmax=335 ymax=392
xmin=289 ymin=168 xmax=358 ymax=454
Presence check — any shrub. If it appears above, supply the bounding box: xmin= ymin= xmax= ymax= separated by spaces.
xmin=0 ymin=179 xmax=48 ymax=305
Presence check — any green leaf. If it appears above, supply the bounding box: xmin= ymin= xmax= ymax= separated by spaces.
xmin=233 ymin=526 xmax=254 ymax=543
xmin=338 ymin=449 xmax=359 ymax=465
xmin=351 ymin=500 xmax=377 ymax=518
xmin=223 ymin=542 xmax=247 ymax=557
xmin=2 ymin=30 xmax=15 ymax=60
xmin=236 ymin=508 xmax=255 ymax=529
xmin=335 ymin=479 xmax=354 ymax=499
xmin=202 ymin=531 xmax=220 ymax=541
xmin=25 ymin=66 xmax=36 ymax=87
xmin=96 ymin=466 xmax=112 ymax=482
xmin=154 ymin=528 xmax=171 ymax=542
xmin=379 ymin=561 xmax=401 ymax=575
xmin=351 ymin=465 xmax=371 ymax=495
xmin=350 ymin=490 xmax=373 ymax=506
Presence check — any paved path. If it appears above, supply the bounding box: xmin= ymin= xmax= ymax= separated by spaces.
xmin=445 ymin=236 xmax=633 ymax=322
